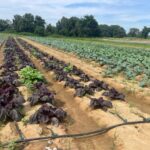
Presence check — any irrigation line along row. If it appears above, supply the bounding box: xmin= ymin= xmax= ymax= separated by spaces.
xmin=1 ymin=119 xmax=150 ymax=147
xmin=14 ymin=121 xmax=25 ymax=140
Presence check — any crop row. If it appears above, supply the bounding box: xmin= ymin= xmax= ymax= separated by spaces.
xmin=0 ymin=37 xmax=66 ymax=124
xmin=17 ymin=38 xmax=125 ymax=111
xmin=28 ymin=37 xmax=150 ymax=87
xmin=0 ymin=38 xmax=25 ymax=122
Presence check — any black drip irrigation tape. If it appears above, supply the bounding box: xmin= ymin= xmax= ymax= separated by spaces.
xmin=1 ymin=119 xmax=150 ymax=148
xmin=14 ymin=121 xmax=25 ymax=140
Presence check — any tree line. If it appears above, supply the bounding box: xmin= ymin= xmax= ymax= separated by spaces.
xmin=0 ymin=13 xmax=149 ymax=38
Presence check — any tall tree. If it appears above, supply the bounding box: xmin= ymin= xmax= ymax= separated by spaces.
xmin=34 ymin=15 xmax=46 ymax=36
xmin=34 ymin=16 xmax=45 ymax=27
xmin=79 ymin=15 xmax=100 ymax=37
xmin=67 ymin=17 xmax=80 ymax=36
xmin=56 ymin=15 xmax=100 ymax=37
xmin=46 ymin=24 xmax=56 ymax=34
xmin=109 ymin=25 xmax=126 ymax=38
xmin=99 ymin=24 xmax=111 ymax=37
xmin=0 ymin=19 xmax=11 ymax=31
xmin=141 ymin=26 xmax=150 ymax=38
xmin=56 ymin=17 xmax=69 ymax=36
xmin=128 ymin=28 xmax=140 ymax=37
xmin=22 ymin=13 xmax=35 ymax=32
xmin=13 ymin=15 xmax=23 ymax=32
xmin=34 ymin=26 xmax=45 ymax=36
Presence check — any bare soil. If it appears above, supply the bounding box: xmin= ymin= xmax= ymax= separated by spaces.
xmin=16 ymin=38 xmax=150 ymax=150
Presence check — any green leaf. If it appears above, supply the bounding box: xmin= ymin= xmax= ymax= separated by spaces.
xmin=19 ymin=66 xmax=45 ymax=89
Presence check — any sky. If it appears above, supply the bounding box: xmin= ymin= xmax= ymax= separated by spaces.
xmin=0 ymin=0 xmax=149 ymax=31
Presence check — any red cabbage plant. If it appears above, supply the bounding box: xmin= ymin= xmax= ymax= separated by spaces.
xmin=28 ymin=82 xmax=55 ymax=106
xmin=0 ymin=80 xmax=25 ymax=122
xmin=103 ymin=88 xmax=125 ymax=100
xmin=29 ymin=104 xmax=67 ymax=124
xmin=90 ymin=97 xmax=113 ymax=111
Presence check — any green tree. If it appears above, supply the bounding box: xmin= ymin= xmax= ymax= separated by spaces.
xmin=128 ymin=28 xmax=140 ymax=37
xmin=13 ymin=15 xmax=23 ymax=32
xmin=34 ymin=16 xmax=45 ymax=27
xmin=56 ymin=17 xmax=69 ymax=36
xmin=109 ymin=25 xmax=126 ymax=38
xmin=56 ymin=15 xmax=100 ymax=37
xmin=99 ymin=24 xmax=111 ymax=37
xmin=34 ymin=26 xmax=45 ymax=36
xmin=141 ymin=26 xmax=150 ymax=38
xmin=79 ymin=15 xmax=100 ymax=37
xmin=67 ymin=17 xmax=80 ymax=36
xmin=22 ymin=13 xmax=35 ymax=32
xmin=0 ymin=19 xmax=11 ymax=31
xmin=34 ymin=15 xmax=45 ymax=35
xmin=46 ymin=24 xmax=56 ymax=35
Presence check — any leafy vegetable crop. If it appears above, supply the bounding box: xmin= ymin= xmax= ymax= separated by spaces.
xmin=28 ymin=36 xmax=150 ymax=87
xmin=0 ymin=80 xmax=24 ymax=121
xmin=17 ymin=38 xmax=126 ymax=102
xmin=103 ymin=88 xmax=125 ymax=100
xmin=63 ymin=63 xmax=73 ymax=73
xmin=29 ymin=104 xmax=67 ymax=124
xmin=90 ymin=97 xmax=113 ymax=111
xmin=0 ymin=37 xmax=67 ymax=126
xmin=28 ymin=82 xmax=55 ymax=106
xmin=89 ymin=79 xmax=109 ymax=91
xmin=19 ymin=66 xmax=45 ymax=88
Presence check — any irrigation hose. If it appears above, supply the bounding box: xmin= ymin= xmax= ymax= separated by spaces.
xmin=1 ymin=119 xmax=150 ymax=147
xmin=14 ymin=121 xmax=25 ymax=140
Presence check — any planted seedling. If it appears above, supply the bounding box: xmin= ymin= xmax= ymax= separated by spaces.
xmin=63 ymin=63 xmax=73 ymax=73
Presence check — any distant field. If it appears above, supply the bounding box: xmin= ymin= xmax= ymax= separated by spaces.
xmin=99 ymin=38 xmax=150 ymax=48
xmin=0 ymin=33 xmax=10 ymax=44
xmin=103 ymin=37 xmax=150 ymax=44
xmin=1 ymin=32 xmax=150 ymax=48
xmin=60 ymin=37 xmax=150 ymax=49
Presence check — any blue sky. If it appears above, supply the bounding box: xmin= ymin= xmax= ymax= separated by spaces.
xmin=0 ymin=0 xmax=149 ymax=31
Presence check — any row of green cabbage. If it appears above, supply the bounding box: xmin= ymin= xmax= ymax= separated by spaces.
xmin=28 ymin=36 xmax=150 ymax=87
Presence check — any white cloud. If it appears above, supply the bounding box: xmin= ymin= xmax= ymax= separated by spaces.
xmin=0 ymin=0 xmax=149 ymax=30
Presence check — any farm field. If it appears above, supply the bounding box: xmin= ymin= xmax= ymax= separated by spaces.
xmin=30 ymin=36 xmax=150 ymax=48
xmin=75 ymin=37 xmax=150 ymax=49
xmin=0 ymin=35 xmax=150 ymax=150
xmin=28 ymin=36 xmax=150 ymax=87
xmin=1 ymin=0 xmax=150 ymax=149
xmin=27 ymin=36 xmax=150 ymax=106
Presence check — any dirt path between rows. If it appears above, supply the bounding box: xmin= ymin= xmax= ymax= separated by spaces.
xmin=17 ymin=39 xmax=114 ymax=150
xmin=21 ymin=37 xmax=150 ymax=115
xmin=17 ymin=38 xmax=150 ymax=150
